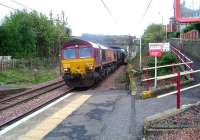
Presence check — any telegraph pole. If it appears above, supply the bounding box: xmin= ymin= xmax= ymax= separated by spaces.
xmin=139 ymin=38 xmax=142 ymax=71
xmin=59 ymin=11 xmax=66 ymax=76
xmin=61 ymin=10 xmax=65 ymax=26
xmin=49 ymin=10 xmax=53 ymax=23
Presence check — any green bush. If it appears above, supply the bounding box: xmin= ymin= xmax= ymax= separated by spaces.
xmin=147 ymin=52 xmax=177 ymax=67
xmin=159 ymin=52 xmax=177 ymax=65
xmin=0 ymin=10 xmax=71 ymax=59
xmin=147 ymin=52 xmax=177 ymax=76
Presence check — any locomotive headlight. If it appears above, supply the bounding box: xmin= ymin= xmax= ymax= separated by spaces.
xmin=88 ymin=65 xmax=93 ymax=70
xmin=86 ymin=64 xmax=93 ymax=71
xmin=64 ymin=68 xmax=70 ymax=73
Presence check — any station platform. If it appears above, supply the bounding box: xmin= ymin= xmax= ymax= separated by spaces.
xmin=0 ymin=90 xmax=132 ymax=140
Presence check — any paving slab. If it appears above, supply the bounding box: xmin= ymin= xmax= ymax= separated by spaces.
xmin=44 ymin=90 xmax=132 ymax=140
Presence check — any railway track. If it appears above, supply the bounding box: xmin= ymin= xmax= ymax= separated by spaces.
xmin=0 ymin=80 xmax=64 ymax=102
xmin=0 ymin=80 xmax=65 ymax=111
xmin=0 ymin=80 xmax=73 ymax=129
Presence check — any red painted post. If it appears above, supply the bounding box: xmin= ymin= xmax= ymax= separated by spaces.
xmin=190 ymin=63 xmax=193 ymax=79
xmin=172 ymin=65 xmax=176 ymax=84
xmin=176 ymin=71 xmax=181 ymax=109
xmin=184 ymin=57 xmax=187 ymax=71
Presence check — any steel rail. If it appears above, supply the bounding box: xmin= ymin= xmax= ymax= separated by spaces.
xmin=0 ymin=86 xmax=73 ymax=129
xmin=0 ymin=81 xmax=66 ymax=111
xmin=0 ymin=80 xmax=64 ymax=103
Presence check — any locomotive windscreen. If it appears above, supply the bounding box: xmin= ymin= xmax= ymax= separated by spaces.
xmin=80 ymin=47 xmax=92 ymax=58
xmin=63 ymin=48 xmax=76 ymax=59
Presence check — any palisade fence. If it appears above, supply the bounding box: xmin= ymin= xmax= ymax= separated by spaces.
xmin=0 ymin=56 xmax=59 ymax=72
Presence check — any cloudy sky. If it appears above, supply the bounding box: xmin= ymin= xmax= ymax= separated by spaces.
xmin=0 ymin=0 xmax=174 ymax=37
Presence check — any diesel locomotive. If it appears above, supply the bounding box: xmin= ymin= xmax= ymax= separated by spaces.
xmin=61 ymin=38 xmax=126 ymax=87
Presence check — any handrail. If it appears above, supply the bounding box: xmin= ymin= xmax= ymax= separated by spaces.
xmin=157 ymin=83 xmax=200 ymax=98
xmin=142 ymin=69 xmax=200 ymax=82
xmin=143 ymin=61 xmax=193 ymax=70
xmin=171 ymin=46 xmax=192 ymax=62
xmin=171 ymin=50 xmax=192 ymax=70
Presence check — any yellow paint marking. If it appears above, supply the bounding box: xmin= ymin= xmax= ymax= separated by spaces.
xmin=142 ymin=91 xmax=152 ymax=99
xmin=20 ymin=94 xmax=91 ymax=140
xmin=19 ymin=136 xmax=39 ymax=140
xmin=21 ymin=130 xmax=47 ymax=138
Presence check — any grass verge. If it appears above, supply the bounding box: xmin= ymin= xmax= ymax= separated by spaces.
xmin=0 ymin=68 xmax=59 ymax=87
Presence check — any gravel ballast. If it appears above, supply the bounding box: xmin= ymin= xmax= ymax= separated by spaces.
xmin=145 ymin=103 xmax=200 ymax=140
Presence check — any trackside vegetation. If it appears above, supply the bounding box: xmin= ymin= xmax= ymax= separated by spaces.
xmin=143 ymin=24 xmax=165 ymax=46
xmin=0 ymin=10 xmax=71 ymax=86
xmin=0 ymin=68 xmax=58 ymax=86
xmin=0 ymin=10 xmax=71 ymax=59
xmin=147 ymin=52 xmax=178 ymax=76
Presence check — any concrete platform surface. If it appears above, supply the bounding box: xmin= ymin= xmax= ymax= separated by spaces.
xmin=0 ymin=89 xmax=133 ymax=140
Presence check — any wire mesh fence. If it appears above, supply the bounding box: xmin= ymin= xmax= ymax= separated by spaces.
xmin=0 ymin=57 xmax=59 ymax=72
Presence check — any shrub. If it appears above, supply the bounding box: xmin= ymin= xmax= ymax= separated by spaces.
xmin=147 ymin=52 xmax=177 ymax=67
xmin=147 ymin=52 xmax=177 ymax=76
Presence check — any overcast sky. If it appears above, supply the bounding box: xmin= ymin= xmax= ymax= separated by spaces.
xmin=0 ymin=0 xmax=174 ymax=37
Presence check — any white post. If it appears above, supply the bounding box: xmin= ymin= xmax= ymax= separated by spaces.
xmin=154 ymin=56 xmax=157 ymax=88
xmin=165 ymin=25 xmax=168 ymax=40
xmin=139 ymin=38 xmax=142 ymax=71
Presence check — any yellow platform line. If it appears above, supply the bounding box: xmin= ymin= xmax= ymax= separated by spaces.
xmin=19 ymin=94 xmax=91 ymax=140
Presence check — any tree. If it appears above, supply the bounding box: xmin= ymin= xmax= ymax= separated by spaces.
xmin=142 ymin=24 xmax=165 ymax=46
xmin=0 ymin=10 xmax=71 ymax=58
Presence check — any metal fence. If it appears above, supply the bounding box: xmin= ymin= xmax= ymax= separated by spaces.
xmin=0 ymin=57 xmax=59 ymax=72
xmin=142 ymin=45 xmax=193 ymax=90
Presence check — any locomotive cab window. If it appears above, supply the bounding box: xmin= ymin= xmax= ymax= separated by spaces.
xmin=63 ymin=48 xmax=76 ymax=59
xmin=79 ymin=47 xmax=92 ymax=58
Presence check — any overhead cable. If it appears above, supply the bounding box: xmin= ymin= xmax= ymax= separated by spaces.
xmin=100 ymin=0 xmax=116 ymax=23
xmin=140 ymin=0 xmax=153 ymax=22
xmin=10 ymin=0 xmax=33 ymax=11
xmin=0 ymin=2 xmax=17 ymax=10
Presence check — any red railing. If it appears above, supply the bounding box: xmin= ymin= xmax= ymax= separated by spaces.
xmin=142 ymin=44 xmax=193 ymax=90
xmin=171 ymin=45 xmax=193 ymax=79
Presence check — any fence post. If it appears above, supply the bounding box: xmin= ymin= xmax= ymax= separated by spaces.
xmin=12 ymin=59 xmax=15 ymax=69
xmin=176 ymin=71 xmax=181 ymax=109
xmin=184 ymin=57 xmax=187 ymax=71
xmin=154 ymin=56 xmax=158 ymax=88
xmin=172 ymin=65 xmax=176 ymax=84
xmin=2 ymin=59 xmax=4 ymax=71
xmin=0 ymin=59 xmax=2 ymax=71
xmin=190 ymin=63 xmax=193 ymax=79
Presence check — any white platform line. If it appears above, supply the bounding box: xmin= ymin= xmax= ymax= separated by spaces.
xmin=0 ymin=92 xmax=74 ymax=136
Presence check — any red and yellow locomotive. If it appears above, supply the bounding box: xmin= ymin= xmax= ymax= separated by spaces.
xmin=61 ymin=38 xmax=126 ymax=87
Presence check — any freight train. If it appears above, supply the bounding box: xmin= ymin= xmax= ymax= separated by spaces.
xmin=61 ymin=38 xmax=126 ymax=88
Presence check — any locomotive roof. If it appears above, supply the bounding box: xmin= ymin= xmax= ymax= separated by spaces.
xmin=63 ymin=38 xmax=110 ymax=50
